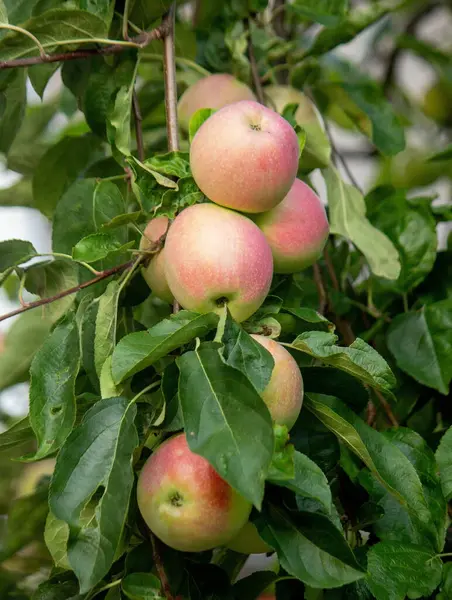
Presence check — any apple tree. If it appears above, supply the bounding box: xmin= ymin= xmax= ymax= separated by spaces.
xmin=0 ymin=1 xmax=452 ymax=599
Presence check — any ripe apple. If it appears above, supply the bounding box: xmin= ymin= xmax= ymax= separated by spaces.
xmin=227 ymin=521 xmax=273 ymax=554
xmin=190 ymin=100 xmax=299 ymax=213
xmin=164 ymin=203 xmax=273 ymax=322
xmin=251 ymin=334 xmax=303 ymax=430
xmin=178 ymin=74 xmax=256 ymax=131
xmin=137 ymin=433 xmax=251 ymax=552
xmin=254 ymin=178 xmax=329 ymax=274
xmin=140 ymin=216 xmax=173 ymax=303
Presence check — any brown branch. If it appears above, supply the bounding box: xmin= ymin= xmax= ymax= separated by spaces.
xmin=162 ymin=3 xmax=180 ymax=152
xmin=0 ymin=261 xmax=134 ymax=324
xmin=133 ymin=90 xmax=145 ymax=162
xmin=313 ymin=263 xmax=327 ymax=315
xmin=323 ymin=247 xmax=340 ymax=291
xmin=0 ymin=27 xmax=167 ymax=70
xmin=374 ymin=389 xmax=399 ymax=428
xmin=151 ymin=534 xmax=181 ymax=600
xmin=247 ymin=19 xmax=265 ymax=105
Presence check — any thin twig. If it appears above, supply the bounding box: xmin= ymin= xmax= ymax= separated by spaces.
xmin=323 ymin=247 xmax=340 ymax=291
xmin=313 ymin=263 xmax=327 ymax=315
xmin=374 ymin=389 xmax=399 ymax=428
xmin=366 ymin=401 xmax=377 ymax=427
xmin=133 ymin=90 xmax=145 ymax=161
xmin=247 ymin=19 xmax=265 ymax=105
xmin=162 ymin=3 xmax=180 ymax=152
xmin=323 ymin=118 xmax=363 ymax=193
xmin=0 ymin=261 xmax=134 ymax=324
xmin=151 ymin=534 xmax=180 ymax=600
xmin=0 ymin=26 xmax=167 ymax=70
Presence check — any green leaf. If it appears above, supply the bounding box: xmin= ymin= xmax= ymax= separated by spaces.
xmin=24 ymin=259 xmax=79 ymax=323
xmin=33 ymin=572 xmax=84 ymax=600
xmin=233 ymin=572 xmax=286 ymax=600
xmin=285 ymin=307 xmax=334 ymax=332
xmin=256 ymin=503 xmax=365 ymax=589
xmin=0 ymin=69 xmax=26 ymax=153
xmin=53 ymin=178 xmax=126 ymax=255
xmin=272 ymin=450 xmax=333 ymax=515
xmin=111 ymin=310 xmax=219 ymax=383
xmin=107 ymin=60 xmax=139 ymax=157
xmin=160 ymin=362 xmax=183 ymax=432
xmin=367 ymin=189 xmax=437 ymax=292
xmin=436 ymin=426 xmax=452 ymax=501
xmin=323 ymin=167 xmax=401 ymax=280
xmin=49 ymin=397 xmax=138 ymax=593
xmin=387 ymin=300 xmax=452 ymax=395
xmin=0 ymin=487 xmax=48 ymax=561
xmin=367 ymin=542 xmax=442 ymax=600
xmin=79 ymin=0 xmax=114 ymax=24
xmin=122 ymin=573 xmax=164 ymax=600
xmin=219 ymin=310 xmax=274 ymax=393
xmin=380 ymin=428 xmax=447 ymax=552
xmin=291 ymin=410 xmax=340 ymax=475
xmin=0 ymin=238 xmax=35 ymax=274
xmin=306 ymin=3 xmax=397 ymax=58
xmin=0 ymin=0 xmax=8 ymax=22
xmin=429 ymin=145 xmax=452 ymax=162
xmin=0 ymin=9 xmax=107 ymax=61
xmin=94 ymin=280 xmax=120 ymax=377
xmin=289 ymin=0 xmax=349 ymax=26
xmin=289 ymin=331 xmax=396 ymax=394
xmin=267 ymin=424 xmax=294 ymax=482
xmin=153 ymin=176 xmax=205 ymax=219
xmin=0 ymin=416 xmax=33 ymax=453
xmin=33 ymin=135 xmax=102 ymax=217
xmin=0 ymin=310 xmax=52 ymax=391
xmin=142 ymin=151 xmax=191 ymax=178
xmin=28 ymin=62 xmax=59 ymax=99
xmin=438 ymin=562 xmax=452 ymax=600
xmin=177 ymin=345 xmax=274 ymax=508
xmin=72 ymin=232 xmax=133 ymax=263
xmin=301 ymin=367 xmax=368 ymax=410
xmin=25 ymin=313 xmax=80 ymax=460
xmin=189 ymin=108 xmax=215 ymax=143
xmin=306 ymin=394 xmax=439 ymax=549
xmin=44 ymin=511 xmax=70 ymax=570
xmin=324 ymin=58 xmax=405 ymax=155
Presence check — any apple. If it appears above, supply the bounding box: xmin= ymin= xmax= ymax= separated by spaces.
xmin=190 ymin=100 xmax=299 ymax=213
xmin=251 ymin=334 xmax=303 ymax=430
xmin=178 ymin=74 xmax=256 ymax=131
xmin=140 ymin=216 xmax=173 ymax=303
xmin=254 ymin=178 xmax=329 ymax=274
xmin=16 ymin=459 xmax=55 ymax=497
xmin=422 ymin=80 xmax=452 ymax=125
xmin=137 ymin=433 xmax=251 ymax=552
xmin=227 ymin=521 xmax=273 ymax=554
xmin=264 ymin=85 xmax=318 ymax=125
xmin=164 ymin=203 xmax=273 ymax=322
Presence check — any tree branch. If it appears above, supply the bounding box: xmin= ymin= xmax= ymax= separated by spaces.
xmin=0 ymin=26 xmax=168 ymax=70
xmin=313 ymin=263 xmax=327 ymax=315
xmin=0 ymin=260 xmax=135 ymax=324
xmin=162 ymin=3 xmax=180 ymax=152
xmin=247 ymin=19 xmax=265 ymax=105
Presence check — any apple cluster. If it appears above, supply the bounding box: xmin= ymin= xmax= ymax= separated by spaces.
xmin=137 ymin=75 xmax=330 ymax=558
